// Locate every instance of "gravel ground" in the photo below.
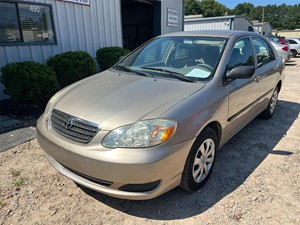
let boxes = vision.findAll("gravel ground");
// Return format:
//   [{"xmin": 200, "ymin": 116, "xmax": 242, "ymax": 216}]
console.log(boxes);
[{"xmin": 0, "ymin": 57, "xmax": 299, "ymax": 225}]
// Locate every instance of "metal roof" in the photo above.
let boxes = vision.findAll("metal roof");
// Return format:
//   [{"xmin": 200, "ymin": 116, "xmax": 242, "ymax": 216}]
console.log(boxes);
[
  {"xmin": 160, "ymin": 30, "xmax": 261, "ymax": 38},
  {"xmin": 184, "ymin": 14, "xmax": 253, "ymax": 25}
]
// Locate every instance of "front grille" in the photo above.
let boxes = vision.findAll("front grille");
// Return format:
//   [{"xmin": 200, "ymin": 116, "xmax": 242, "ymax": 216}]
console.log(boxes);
[{"xmin": 51, "ymin": 109, "xmax": 100, "ymax": 143}]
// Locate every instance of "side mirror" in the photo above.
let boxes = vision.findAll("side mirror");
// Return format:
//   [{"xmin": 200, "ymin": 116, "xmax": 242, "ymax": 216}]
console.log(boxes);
[{"xmin": 226, "ymin": 66, "xmax": 255, "ymax": 80}]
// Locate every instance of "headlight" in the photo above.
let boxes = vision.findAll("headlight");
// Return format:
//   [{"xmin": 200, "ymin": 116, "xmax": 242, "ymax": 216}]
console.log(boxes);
[
  {"xmin": 102, "ymin": 119, "xmax": 177, "ymax": 148},
  {"xmin": 43, "ymin": 91, "xmax": 60, "ymax": 121}
]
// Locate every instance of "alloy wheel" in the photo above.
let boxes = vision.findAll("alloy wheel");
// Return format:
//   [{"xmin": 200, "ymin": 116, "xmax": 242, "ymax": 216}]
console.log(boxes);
[{"xmin": 270, "ymin": 88, "xmax": 278, "ymax": 114}]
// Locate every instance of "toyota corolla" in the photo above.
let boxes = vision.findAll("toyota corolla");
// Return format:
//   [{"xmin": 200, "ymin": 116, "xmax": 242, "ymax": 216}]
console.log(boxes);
[{"xmin": 37, "ymin": 30, "xmax": 285, "ymax": 200}]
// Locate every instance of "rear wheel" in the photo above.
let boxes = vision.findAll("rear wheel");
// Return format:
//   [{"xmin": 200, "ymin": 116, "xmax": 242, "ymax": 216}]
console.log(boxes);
[
  {"xmin": 291, "ymin": 50, "xmax": 297, "ymax": 58},
  {"xmin": 180, "ymin": 127, "xmax": 218, "ymax": 191},
  {"xmin": 261, "ymin": 86, "xmax": 279, "ymax": 119}
]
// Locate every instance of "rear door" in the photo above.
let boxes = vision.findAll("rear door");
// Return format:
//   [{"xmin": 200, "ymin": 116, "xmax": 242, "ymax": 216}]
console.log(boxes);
[{"xmin": 251, "ymin": 37, "xmax": 282, "ymax": 108}]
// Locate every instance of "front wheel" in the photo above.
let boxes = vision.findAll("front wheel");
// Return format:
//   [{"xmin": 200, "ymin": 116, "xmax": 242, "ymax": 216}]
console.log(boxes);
[
  {"xmin": 180, "ymin": 127, "xmax": 218, "ymax": 191},
  {"xmin": 260, "ymin": 86, "xmax": 279, "ymax": 119}
]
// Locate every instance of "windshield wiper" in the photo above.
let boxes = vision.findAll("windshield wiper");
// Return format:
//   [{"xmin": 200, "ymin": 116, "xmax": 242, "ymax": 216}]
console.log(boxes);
[
  {"xmin": 113, "ymin": 66, "xmax": 153, "ymax": 77},
  {"xmin": 141, "ymin": 67, "xmax": 195, "ymax": 83}
]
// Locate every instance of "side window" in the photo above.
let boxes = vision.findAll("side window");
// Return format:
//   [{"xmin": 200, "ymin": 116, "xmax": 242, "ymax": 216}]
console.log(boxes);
[
  {"xmin": 253, "ymin": 38, "xmax": 275, "ymax": 67},
  {"xmin": 288, "ymin": 39, "xmax": 297, "ymax": 44},
  {"xmin": 228, "ymin": 38, "xmax": 254, "ymax": 70}
]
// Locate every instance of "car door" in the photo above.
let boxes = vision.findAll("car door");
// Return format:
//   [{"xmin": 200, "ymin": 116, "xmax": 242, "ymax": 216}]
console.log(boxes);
[
  {"xmin": 251, "ymin": 37, "xmax": 282, "ymax": 108},
  {"xmin": 223, "ymin": 37, "xmax": 262, "ymax": 141}
]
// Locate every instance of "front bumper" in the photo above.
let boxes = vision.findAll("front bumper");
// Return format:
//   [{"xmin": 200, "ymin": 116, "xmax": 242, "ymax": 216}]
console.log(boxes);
[{"xmin": 37, "ymin": 116, "xmax": 195, "ymax": 200}]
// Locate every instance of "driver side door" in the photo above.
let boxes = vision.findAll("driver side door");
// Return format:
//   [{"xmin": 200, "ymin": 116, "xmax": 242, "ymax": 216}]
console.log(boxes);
[{"xmin": 223, "ymin": 37, "xmax": 262, "ymax": 141}]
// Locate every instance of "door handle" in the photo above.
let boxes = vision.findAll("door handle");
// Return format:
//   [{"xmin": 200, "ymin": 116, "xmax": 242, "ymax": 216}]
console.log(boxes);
[{"xmin": 254, "ymin": 76, "xmax": 262, "ymax": 82}]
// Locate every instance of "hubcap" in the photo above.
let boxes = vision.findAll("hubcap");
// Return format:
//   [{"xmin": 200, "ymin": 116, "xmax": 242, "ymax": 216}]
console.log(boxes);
[
  {"xmin": 193, "ymin": 138, "xmax": 215, "ymax": 183},
  {"xmin": 270, "ymin": 89, "xmax": 278, "ymax": 114}
]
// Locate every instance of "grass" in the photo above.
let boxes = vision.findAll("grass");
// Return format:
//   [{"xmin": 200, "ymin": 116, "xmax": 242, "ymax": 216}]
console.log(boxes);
[
  {"xmin": 0, "ymin": 200, "xmax": 7, "ymax": 208},
  {"xmin": 14, "ymin": 177, "xmax": 26, "ymax": 187},
  {"xmin": 11, "ymin": 169, "xmax": 21, "ymax": 177},
  {"xmin": 10, "ymin": 168, "xmax": 27, "ymax": 187}
]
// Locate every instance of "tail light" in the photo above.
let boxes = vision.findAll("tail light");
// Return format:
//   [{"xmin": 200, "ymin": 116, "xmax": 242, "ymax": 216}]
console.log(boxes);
[
  {"xmin": 280, "ymin": 38, "xmax": 287, "ymax": 44},
  {"xmin": 282, "ymin": 46, "xmax": 288, "ymax": 51}
]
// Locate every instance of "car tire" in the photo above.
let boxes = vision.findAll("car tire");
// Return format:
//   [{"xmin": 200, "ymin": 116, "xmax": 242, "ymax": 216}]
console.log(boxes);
[
  {"xmin": 291, "ymin": 50, "xmax": 297, "ymax": 58},
  {"xmin": 180, "ymin": 127, "xmax": 218, "ymax": 191},
  {"xmin": 260, "ymin": 86, "xmax": 279, "ymax": 119}
]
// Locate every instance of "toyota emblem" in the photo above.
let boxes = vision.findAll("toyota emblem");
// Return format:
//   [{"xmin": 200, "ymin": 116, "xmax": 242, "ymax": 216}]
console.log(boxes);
[{"xmin": 64, "ymin": 118, "xmax": 74, "ymax": 130}]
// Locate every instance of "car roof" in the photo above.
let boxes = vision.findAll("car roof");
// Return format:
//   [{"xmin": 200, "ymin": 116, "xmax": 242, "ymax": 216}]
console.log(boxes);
[{"xmin": 160, "ymin": 30, "xmax": 263, "ymax": 39}]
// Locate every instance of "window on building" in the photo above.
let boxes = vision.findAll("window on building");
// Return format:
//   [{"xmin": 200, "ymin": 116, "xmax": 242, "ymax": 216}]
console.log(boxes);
[{"xmin": 0, "ymin": 1, "xmax": 55, "ymax": 44}]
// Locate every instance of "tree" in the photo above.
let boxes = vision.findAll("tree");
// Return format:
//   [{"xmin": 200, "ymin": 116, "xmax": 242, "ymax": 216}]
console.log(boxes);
[
  {"xmin": 185, "ymin": 1, "xmax": 300, "ymax": 30},
  {"xmin": 248, "ymin": 6, "xmax": 263, "ymax": 21},
  {"xmin": 198, "ymin": 0, "xmax": 228, "ymax": 17},
  {"xmin": 233, "ymin": 3, "xmax": 254, "ymax": 16},
  {"xmin": 246, "ymin": 3, "xmax": 300, "ymax": 30},
  {"xmin": 185, "ymin": 0, "xmax": 201, "ymax": 15},
  {"xmin": 285, "ymin": 4, "xmax": 300, "ymax": 29}
]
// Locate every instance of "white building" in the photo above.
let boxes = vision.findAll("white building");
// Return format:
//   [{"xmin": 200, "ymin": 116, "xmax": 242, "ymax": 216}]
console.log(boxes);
[
  {"xmin": 184, "ymin": 15, "xmax": 253, "ymax": 32},
  {"xmin": 252, "ymin": 21, "xmax": 273, "ymax": 36},
  {"xmin": 0, "ymin": 0, "xmax": 184, "ymax": 100}
]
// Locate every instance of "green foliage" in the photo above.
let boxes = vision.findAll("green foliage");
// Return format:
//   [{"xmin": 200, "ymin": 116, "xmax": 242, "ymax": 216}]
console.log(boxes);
[
  {"xmin": 9, "ymin": 168, "xmax": 27, "ymax": 187},
  {"xmin": 233, "ymin": 3, "xmax": 254, "ymax": 16},
  {"xmin": 0, "ymin": 61, "xmax": 58, "ymax": 105},
  {"xmin": 47, "ymin": 51, "xmax": 96, "ymax": 88},
  {"xmin": 14, "ymin": 177, "xmax": 26, "ymax": 187},
  {"xmin": 185, "ymin": 0, "xmax": 201, "ymax": 15},
  {"xmin": 11, "ymin": 169, "xmax": 21, "ymax": 177},
  {"xmin": 185, "ymin": 0, "xmax": 229, "ymax": 17},
  {"xmin": 198, "ymin": 0, "xmax": 228, "ymax": 17},
  {"xmin": 96, "ymin": 47, "xmax": 129, "ymax": 70},
  {"xmin": 233, "ymin": 3, "xmax": 300, "ymax": 30},
  {"xmin": 185, "ymin": 0, "xmax": 300, "ymax": 30},
  {"xmin": 0, "ymin": 201, "xmax": 7, "ymax": 208}
]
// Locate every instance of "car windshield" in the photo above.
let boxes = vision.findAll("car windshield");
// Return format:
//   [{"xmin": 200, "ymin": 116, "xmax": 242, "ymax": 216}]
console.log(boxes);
[{"xmin": 113, "ymin": 36, "xmax": 227, "ymax": 82}]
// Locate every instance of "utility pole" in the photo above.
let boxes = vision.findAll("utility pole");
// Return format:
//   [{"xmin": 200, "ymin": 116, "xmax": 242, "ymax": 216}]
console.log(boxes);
[{"xmin": 261, "ymin": 6, "xmax": 265, "ymax": 35}]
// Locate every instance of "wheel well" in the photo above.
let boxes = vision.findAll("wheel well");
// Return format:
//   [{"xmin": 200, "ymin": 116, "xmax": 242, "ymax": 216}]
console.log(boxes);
[
  {"xmin": 277, "ymin": 80, "xmax": 282, "ymax": 93},
  {"xmin": 206, "ymin": 121, "xmax": 222, "ymax": 142},
  {"xmin": 291, "ymin": 49, "xmax": 297, "ymax": 56}
]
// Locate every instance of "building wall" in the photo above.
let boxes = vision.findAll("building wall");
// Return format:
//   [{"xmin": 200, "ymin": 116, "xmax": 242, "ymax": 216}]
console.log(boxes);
[
  {"xmin": 253, "ymin": 23, "xmax": 273, "ymax": 36},
  {"xmin": 161, "ymin": 0, "xmax": 184, "ymax": 34},
  {"xmin": 0, "ymin": 0, "xmax": 122, "ymax": 68},
  {"xmin": 233, "ymin": 17, "xmax": 252, "ymax": 31},
  {"xmin": 0, "ymin": 0, "xmax": 184, "ymax": 69},
  {"xmin": 184, "ymin": 15, "xmax": 253, "ymax": 32},
  {"xmin": 0, "ymin": 0, "xmax": 183, "ymax": 101},
  {"xmin": 273, "ymin": 30, "xmax": 300, "ymax": 38},
  {"xmin": 262, "ymin": 24, "xmax": 272, "ymax": 36},
  {"xmin": 0, "ymin": 0, "xmax": 123, "ymax": 100},
  {"xmin": 185, "ymin": 18, "xmax": 231, "ymax": 31}
]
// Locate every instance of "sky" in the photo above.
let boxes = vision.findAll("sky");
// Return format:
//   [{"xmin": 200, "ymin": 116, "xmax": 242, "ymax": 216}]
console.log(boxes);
[{"xmin": 217, "ymin": 0, "xmax": 300, "ymax": 9}]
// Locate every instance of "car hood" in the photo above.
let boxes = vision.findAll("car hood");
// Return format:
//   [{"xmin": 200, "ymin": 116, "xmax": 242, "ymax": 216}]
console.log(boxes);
[{"xmin": 54, "ymin": 70, "xmax": 205, "ymax": 130}]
